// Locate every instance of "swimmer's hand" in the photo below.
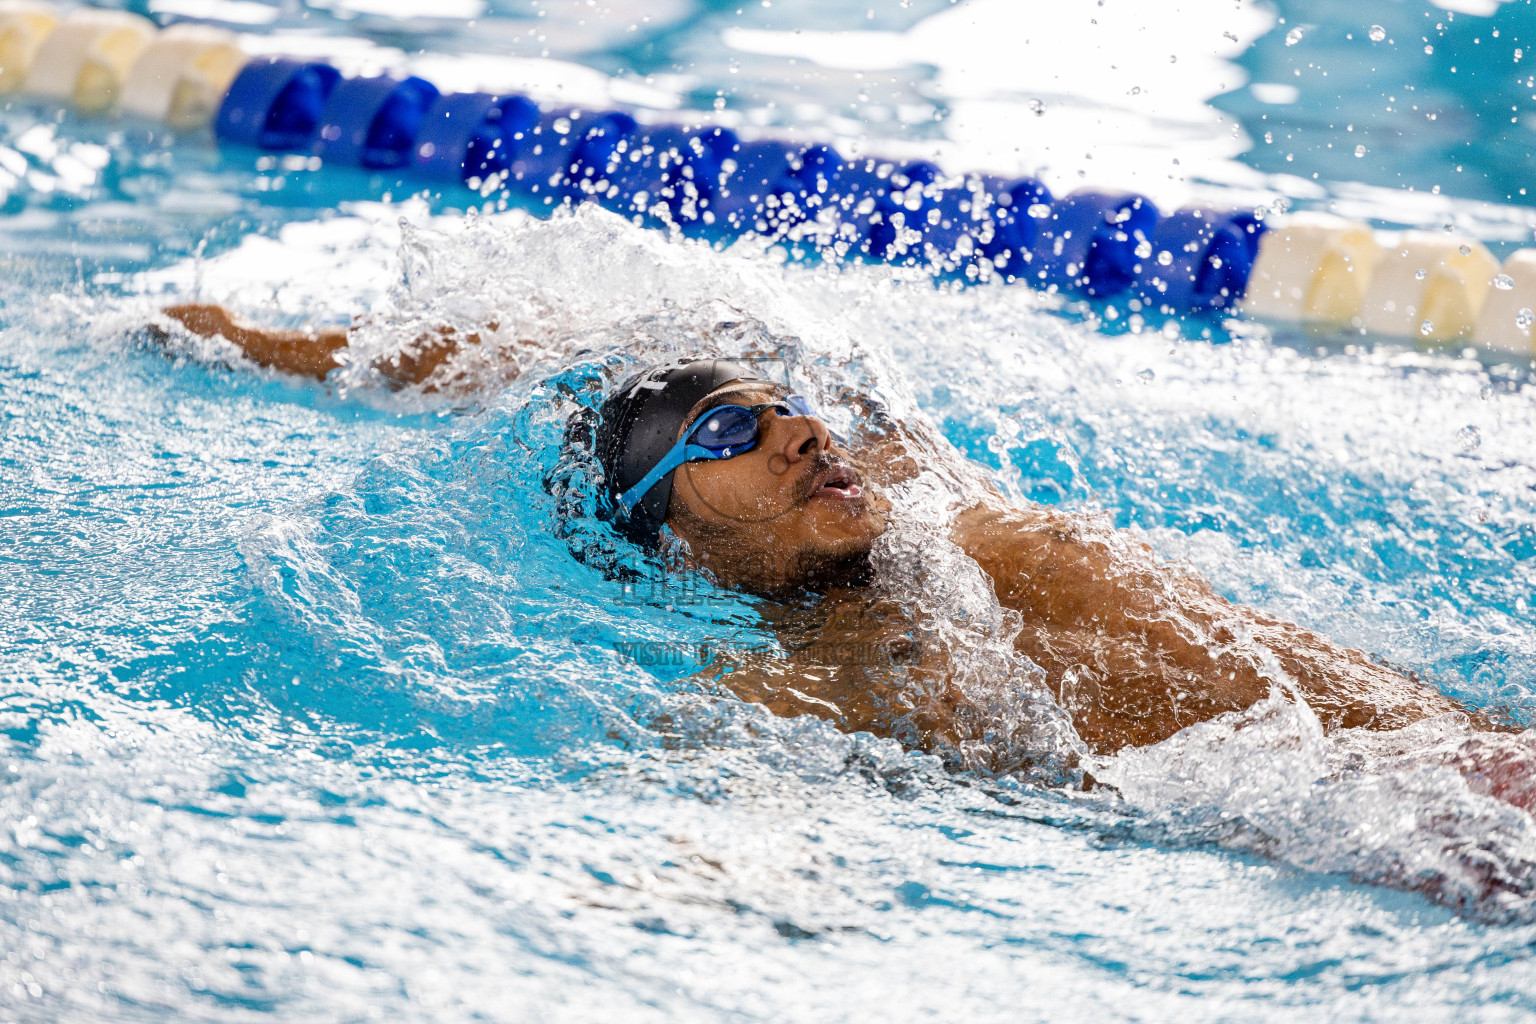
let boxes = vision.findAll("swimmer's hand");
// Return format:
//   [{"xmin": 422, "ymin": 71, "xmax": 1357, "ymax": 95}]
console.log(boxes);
[{"xmin": 154, "ymin": 303, "xmax": 349, "ymax": 381}]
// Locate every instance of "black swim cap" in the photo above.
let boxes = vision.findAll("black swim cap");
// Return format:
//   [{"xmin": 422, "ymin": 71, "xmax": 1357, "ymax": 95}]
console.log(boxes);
[{"xmin": 595, "ymin": 358, "xmax": 766, "ymax": 545}]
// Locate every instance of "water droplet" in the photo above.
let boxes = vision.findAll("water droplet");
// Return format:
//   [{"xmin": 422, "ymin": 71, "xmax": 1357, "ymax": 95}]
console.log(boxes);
[
  {"xmin": 1026, "ymin": 202, "xmax": 1051, "ymax": 219},
  {"xmin": 1135, "ymin": 240, "xmax": 1153, "ymax": 259},
  {"xmin": 1137, "ymin": 368, "xmax": 1156, "ymax": 383},
  {"xmin": 1157, "ymin": 250, "xmax": 1174, "ymax": 266},
  {"xmin": 1457, "ymin": 425, "xmax": 1482, "ymax": 450},
  {"xmin": 1027, "ymin": 98, "xmax": 1046, "ymax": 117},
  {"xmin": 1495, "ymin": 273, "xmax": 1515, "ymax": 290},
  {"xmin": 1459, "ymin": 243, "xmax": 1472, "ymax": 256},
  {"xmin": 1415, "ymin": 268, "xmax": 1427, "ymax": 280},
  {"xmin": 1517, "ymin": 307, "xmax": 1534, "ymax": 329},
  {"xmin": 553, "ymin": 117, "xmax": 572, "ymax": 134},
  {"xmin": 1286, "ymin": 26, "xmax": 1305, "ymax": 46},
  {"xmin": 1369, "ymin": 24, "xmax": 1386, "ymax": 42},
  {"xmin": 1480, "ymin": 384, "xmax": 1494, "ymax": 400},
  {"xmin": 1419, "ymin": 319, "xmax": 1435, "ymax": 336},
  {"xmin": 1354, "ymin": 144, "xmax": 1367, "ymax": 157}
]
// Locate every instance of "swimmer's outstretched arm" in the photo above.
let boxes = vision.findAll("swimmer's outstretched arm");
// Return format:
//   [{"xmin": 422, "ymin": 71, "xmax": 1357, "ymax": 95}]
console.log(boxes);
[
  {"xmin": 155, "ymin": 303, "xmax": 484, "ymax": 387},
  {"xmin": 157, "ymin": 304, "xmax": 349, "ymax": 380}
]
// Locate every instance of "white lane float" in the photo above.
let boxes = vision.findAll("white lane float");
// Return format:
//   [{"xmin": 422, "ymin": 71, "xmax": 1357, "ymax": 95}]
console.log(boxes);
[
  {"xmin": 0, "ymin": 0, "xmax": 58, "ymax": 94},
  {"xmin": 24, "ymin": 8, "xmax": 155, "ymax": 114},
  {"xmin": 1241, "ymin": 213, "xmax": 1382, "ymax": 325},
  {"xmin": 1358, "ymin": 232, "xmax": 1499, "ymax": 342},
  {"xmin": 120, "ymin": 23, "xmax": 245, "ymax": 127},
  {"xmin": 1474, "ymin": 249, "xmax": 1536, "ymax": 357}
]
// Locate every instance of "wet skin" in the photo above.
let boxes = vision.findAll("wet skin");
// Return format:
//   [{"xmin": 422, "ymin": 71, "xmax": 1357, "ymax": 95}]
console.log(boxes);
[
  {"xmin": 660, "ymin": 382, "xmax": 887, "ymax": 595},
  {"xmin": 158, "ymin": 305, "xmax": 1506, "ymax": 768},
  {"xmin": 662, "ymin": 382, "xmax": 1487, "ymax": 761}
]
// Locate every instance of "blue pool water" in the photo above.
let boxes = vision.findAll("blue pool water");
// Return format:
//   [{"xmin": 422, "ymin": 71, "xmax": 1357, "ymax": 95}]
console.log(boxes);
[{"xmin": 4, "ymin": 1, "xmax": 1536, "ymax": 1020}]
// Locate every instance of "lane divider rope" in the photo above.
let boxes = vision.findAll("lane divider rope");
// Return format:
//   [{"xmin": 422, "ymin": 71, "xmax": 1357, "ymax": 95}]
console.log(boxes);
[
  {"xmin": 22, "ymin": 7, "xmax": 153, "ymax": 114},
  {"xmin": 120, "ymin": 23, "xmax": 245, "ymax": 127},
  {"xmin": 3, "ymin": 5, "xmax": 1534, "ymax": 357}
]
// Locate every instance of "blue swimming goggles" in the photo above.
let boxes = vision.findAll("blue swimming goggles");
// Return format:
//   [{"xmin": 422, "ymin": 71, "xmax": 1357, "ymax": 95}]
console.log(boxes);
[{"xmin": 615, "ymin": 393, "xmax": 818, "ymax": 516}]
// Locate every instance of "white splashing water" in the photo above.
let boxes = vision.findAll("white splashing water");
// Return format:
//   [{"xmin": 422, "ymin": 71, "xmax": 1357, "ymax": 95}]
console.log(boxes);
[{"xmin": 127, "ymin": 203, "xmax": 1536, "ymax": 922}]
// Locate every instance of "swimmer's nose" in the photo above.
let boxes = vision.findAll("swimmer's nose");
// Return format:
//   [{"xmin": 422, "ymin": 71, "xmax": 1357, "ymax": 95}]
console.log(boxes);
[{"xmin": 770, "ymin": 406, "xmax": 831, "ymax": 464}]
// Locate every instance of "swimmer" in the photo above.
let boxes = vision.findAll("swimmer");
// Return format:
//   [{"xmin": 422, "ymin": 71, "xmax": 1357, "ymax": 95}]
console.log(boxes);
[{"xmin": 154, "ymin": 303, "xmax": 1536, "ymax": 808}]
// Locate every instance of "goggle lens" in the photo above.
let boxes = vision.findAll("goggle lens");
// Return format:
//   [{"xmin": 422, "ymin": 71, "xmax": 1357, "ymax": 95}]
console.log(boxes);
[
  {"xmin": 686, "ymin": 394, "xmax": 817, "ymax": 454},
  {"xmin": 693, "ymin": 406, "xmax": 760, "ymax": 449}
]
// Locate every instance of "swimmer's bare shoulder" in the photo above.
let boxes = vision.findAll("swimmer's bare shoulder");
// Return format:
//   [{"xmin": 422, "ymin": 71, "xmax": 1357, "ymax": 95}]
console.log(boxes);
[{"xmin": 949, "ymin": 500, "xmax": 1494, "ymax": 751}]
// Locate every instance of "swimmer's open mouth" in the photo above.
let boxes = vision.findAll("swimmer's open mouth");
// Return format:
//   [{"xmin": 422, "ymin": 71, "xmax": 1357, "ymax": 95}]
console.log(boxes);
[{"xmin": 809, "ymin": 461, "xmax": 863, "ymax": 502}]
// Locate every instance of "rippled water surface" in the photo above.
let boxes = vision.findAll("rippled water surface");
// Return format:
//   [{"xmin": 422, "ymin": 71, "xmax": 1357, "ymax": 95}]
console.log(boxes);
[{"xmin": 4, "ymin": 1, "xmax": 1536, "ymax": 1021}]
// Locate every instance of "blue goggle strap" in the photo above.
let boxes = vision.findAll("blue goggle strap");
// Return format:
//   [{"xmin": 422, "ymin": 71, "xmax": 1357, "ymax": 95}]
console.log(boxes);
[{"xmin": 615, "ymin": 442, "xmax": 725, "ymax": 517}]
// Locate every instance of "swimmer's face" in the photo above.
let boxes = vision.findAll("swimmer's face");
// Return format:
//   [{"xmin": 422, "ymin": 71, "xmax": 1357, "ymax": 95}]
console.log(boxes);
[{"xmin": 663, "ymin": 382, "xmax": 887, "ymax": 594}]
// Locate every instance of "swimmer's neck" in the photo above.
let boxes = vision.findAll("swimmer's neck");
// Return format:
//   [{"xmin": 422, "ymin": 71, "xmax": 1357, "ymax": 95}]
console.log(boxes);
[{"xmin": 667, "ymin": 541, "xmax": 876, "ymax": 601}]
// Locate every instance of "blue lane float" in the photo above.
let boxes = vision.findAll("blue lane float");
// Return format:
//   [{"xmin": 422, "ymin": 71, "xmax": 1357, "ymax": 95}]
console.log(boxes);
[
  {"xmin": 979, "ymin": 176, "xmax": 1053, "ymax": 280},
  {"xmin": 870, "ymin": 161, "xmax": 980, "ymax": 270},
  {"xmin": 573, "ymin": 121, "xmax": 741, "ymax": 234},
  {"xmin": 503, "ymin": 109, "xmax": 592, "ymax": 204},
  {"xmin": 1031, "ymin": 191, "xmax": 1161, "ymax": 297},
  {"xmin": 214, "ymin": 57, "xmax": 340, "ymax": 151},
  {"xmin": 711, "ymin": 140, "xmax": 794, "ymax": 234},
  {"xmin": 812, "ymin": 149, "xmax": 881, "ymax": 242},
  {"xmin": 413, "ymin": 92, "xmax": 539, "ymax": 183},
  {"xmin": 1136, "ymin": 207, "xmax": 1266, "ymax": 313},
  {"xmin": 650, "ymin": 124, "xmax": 739, "ymax": 232},
  {"xmin": 203, "ymin": 57, "xmax": 1266, "ymax": 313},
  {"xmin": 314, "ymin": 74, "xmax": 439, "ymax": 169},
  {"xmin": 34, "ymin": 15, "xmax": 1536, "ymax": 346}
]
